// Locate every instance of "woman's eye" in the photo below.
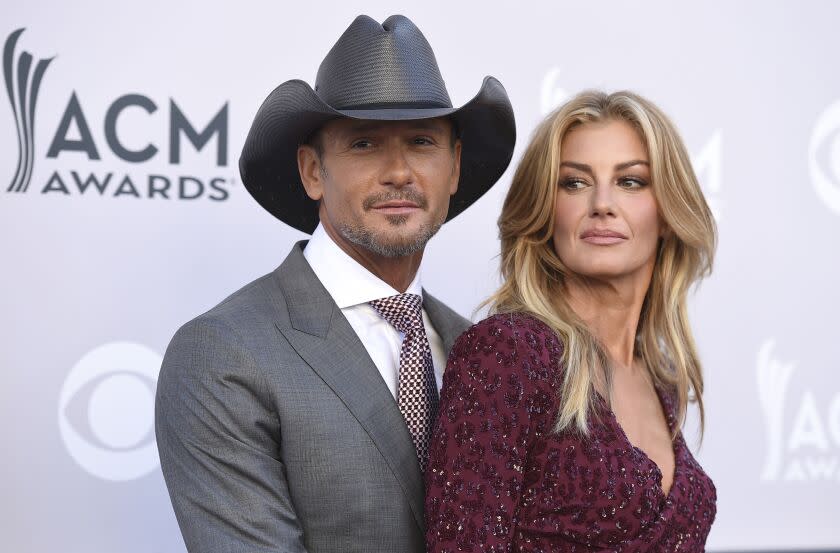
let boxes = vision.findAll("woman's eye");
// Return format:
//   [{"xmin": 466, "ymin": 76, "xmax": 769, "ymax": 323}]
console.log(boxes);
[
  {"xmin": 618, "ymin": 177, "xmax": 647, "ymax": 189},
  {"xmin": 561, "ymin": 178, "xmax": 587, "ymax": 191}
]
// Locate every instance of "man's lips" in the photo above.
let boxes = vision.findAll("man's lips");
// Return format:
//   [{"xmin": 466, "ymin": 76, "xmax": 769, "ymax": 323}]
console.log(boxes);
[
  {"xmin": 370, "ymin": 201, "xmax": 421, "ymax": 214},
  {"xmin": 580, "ymin": 229, "xmax": 628, "ymax": 245}
]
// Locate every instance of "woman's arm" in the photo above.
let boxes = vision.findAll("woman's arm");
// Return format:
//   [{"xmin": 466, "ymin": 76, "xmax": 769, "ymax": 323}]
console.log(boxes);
[{"xmin": 425, "ymin": 313, "xmax": 562, "ymax": 552}]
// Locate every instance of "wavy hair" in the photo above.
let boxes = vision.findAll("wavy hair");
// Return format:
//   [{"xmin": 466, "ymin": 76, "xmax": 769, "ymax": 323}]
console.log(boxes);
[{"xmin": 487, "ymin": 90, "xmax": 716, "ymax": 436}]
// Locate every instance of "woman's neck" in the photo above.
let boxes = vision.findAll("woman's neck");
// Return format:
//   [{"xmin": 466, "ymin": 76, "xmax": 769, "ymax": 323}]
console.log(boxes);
[{"xmin": 564, "ymin": 268, "xmax": 652, "ymax": 370}]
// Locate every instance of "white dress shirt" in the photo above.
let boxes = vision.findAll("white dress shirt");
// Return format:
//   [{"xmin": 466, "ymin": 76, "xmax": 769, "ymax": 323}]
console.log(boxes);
[{"xmin": 303, "ymin": 223, "xmax": 446, "ymax": 397}]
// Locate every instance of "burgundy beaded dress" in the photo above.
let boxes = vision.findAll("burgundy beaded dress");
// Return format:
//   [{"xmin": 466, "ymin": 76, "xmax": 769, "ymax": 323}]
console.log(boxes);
[{"xmin": 425, "ymin": 313, "xmax": 716, "ymax": 552}]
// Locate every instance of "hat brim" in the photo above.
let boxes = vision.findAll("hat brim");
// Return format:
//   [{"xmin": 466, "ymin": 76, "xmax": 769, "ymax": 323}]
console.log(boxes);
[{"xmin": 239, "ymin": 76, "xmax": 516, "ymax": 234}]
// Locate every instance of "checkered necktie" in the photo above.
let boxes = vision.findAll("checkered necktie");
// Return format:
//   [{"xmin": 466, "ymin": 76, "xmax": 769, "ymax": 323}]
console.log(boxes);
[{"xmin": 369, "ymin": 293, "xmax": 438, "ymax": 472}]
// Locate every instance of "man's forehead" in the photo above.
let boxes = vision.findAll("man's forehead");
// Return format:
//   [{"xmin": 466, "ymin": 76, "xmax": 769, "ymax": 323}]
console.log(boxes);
[{"xmin": 323, "ymin": 117, "xmax": 452, "ymax": 135}]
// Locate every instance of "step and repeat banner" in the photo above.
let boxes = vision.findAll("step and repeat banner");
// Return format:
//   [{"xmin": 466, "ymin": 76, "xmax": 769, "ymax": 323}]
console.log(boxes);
[{"xmin": 2, "ymin": 0, "xmax": 838, "ymax": 550}]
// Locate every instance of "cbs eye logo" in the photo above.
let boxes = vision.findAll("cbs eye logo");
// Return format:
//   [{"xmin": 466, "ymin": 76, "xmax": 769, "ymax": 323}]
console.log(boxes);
[
  {"xmin": 809, "ymin": 99, "xmax": 840, "ymax": 216},
  {"xmin": 58, "ymin": 342, "xmax": 162, "ymax": 481}
]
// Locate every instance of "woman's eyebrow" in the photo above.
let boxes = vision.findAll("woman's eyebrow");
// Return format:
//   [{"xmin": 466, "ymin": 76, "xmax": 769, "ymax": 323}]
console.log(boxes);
[
  {"xmin": 559, "ymin": 161, "xmax": 594, "ymax": 176},
  {"xmin": 615, "ymin": 160, "xmax": 649, "ymax": 170},
  {"xmin": 559, "ymin": 159, "xmax": 650, "ymax": 175}
]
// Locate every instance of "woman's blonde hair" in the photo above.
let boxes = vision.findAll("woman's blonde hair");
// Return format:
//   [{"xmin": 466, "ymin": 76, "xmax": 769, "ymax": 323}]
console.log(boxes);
[{"xmin": 488, "ymin": 90, "xmax": 716, "ymax": 436}]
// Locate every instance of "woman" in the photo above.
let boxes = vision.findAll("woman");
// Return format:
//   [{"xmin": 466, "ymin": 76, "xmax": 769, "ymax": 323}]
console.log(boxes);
[{"xmin": 425, "ymin": 90, "xmax": 717, "ymax": 551}]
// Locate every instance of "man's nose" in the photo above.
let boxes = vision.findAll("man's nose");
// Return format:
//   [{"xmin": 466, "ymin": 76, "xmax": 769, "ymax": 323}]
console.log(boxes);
[{"xmin": 380, "ymin": 143, "xmax": 413, "ymax": 187}]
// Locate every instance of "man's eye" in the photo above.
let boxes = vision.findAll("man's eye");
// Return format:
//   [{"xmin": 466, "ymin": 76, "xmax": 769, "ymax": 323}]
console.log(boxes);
[
  {"xmin": 413, "ymin": 136, "xmax": 434, "ymax": 145},
  {"xmin": 351, "ymin": 140, "xmax": 373, "ymax": 149}
]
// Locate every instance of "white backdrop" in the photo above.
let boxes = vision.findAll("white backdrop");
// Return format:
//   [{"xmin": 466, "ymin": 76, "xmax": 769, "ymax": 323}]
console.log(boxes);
[{"xmin": 2, "ymin": 0, "xmax": 839, "ymax": 550}]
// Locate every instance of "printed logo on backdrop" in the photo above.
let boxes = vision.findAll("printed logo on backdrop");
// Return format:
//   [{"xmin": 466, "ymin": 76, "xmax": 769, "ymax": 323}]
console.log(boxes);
[
  {"xmin": 58, "ymin": 342, "xmax": 162, "ymax": 481},
  {"xmin": 3, "ymin": 28, "xmax": 233, "ymax": 201},
  {"xmin": 691, "ymin": 130, "xmax": 723, "ymax": 221},
  {"xmin": 539, "ymin": 68, "xmax": 723, "ymax": 219},
  {"xmin": 757, "ymin": 340, "xmax": 840, "ymax": 482},
  {"xmin": 809, "ymin": 99, "xmax": 840, "ymax": 215},
  {"xmin": 4, "ymin": 28, "xmax": 52, "ymax": 193},
  {"xmin": 540, "ymin": 67, "xmax": 569, "ymax": 116}
]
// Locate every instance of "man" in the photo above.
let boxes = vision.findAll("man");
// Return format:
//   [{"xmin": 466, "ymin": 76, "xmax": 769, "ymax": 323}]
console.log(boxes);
[{"xmin": 155, "ymin": 14, "xmax": 515, "ymax": 553}]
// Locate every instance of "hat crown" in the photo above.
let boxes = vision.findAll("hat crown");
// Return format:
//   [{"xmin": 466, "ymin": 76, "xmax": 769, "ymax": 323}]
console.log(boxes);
[{"xmin": 314, "ymin": 15, "xmax": 453, "ymax": 110}]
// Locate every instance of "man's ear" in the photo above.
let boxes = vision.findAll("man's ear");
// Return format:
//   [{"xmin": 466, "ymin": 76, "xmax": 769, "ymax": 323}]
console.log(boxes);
[
  {"xmin": 298, "ymin": 145, "xmax": 324, "ymax": 201},
  {"xmin": 450, "ymin": 139, "xmax": 462, "ymax": 196}
]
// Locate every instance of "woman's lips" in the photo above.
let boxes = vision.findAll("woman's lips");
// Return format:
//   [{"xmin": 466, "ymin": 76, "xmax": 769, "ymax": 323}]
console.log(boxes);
[{"xmin": 580, "ymin": 229, "xmax": 628, "ymax": 245}]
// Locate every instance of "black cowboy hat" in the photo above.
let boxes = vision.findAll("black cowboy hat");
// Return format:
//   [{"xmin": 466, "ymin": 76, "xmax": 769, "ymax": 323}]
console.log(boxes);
[{"xmin": 239, "ymin": 14, "xmax": 516, "ymax": 234}]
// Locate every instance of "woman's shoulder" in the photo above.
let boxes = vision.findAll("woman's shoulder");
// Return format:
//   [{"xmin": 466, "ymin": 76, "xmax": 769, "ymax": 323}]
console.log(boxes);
[
  {"xmin": 441, "ymin": 312, "xmax": 564, "ymax": 414},
  {"xmin": 465, "ymin": 311, "xmax": 562, "ymax": 341},
  {"xmin": 450, "ymin": 311, "xmax": 564, "ymax": 368}
]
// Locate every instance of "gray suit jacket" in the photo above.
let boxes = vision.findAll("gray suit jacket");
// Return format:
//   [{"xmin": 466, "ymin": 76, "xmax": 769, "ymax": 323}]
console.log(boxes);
[{"xmin": 155, "ymin": 242, "xmax": 471, "ymax": 553}]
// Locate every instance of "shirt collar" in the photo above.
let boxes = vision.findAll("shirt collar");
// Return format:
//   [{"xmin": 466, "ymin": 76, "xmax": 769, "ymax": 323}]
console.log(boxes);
[{"xmin": 303, "ymin": 223, "xmax": 423, "ymax": 309}]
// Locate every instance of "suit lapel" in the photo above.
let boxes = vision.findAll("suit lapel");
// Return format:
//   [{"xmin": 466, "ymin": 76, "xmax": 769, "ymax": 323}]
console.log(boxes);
[
  {"xmin": 423, "ymin": 290, "xmax": 470, "ymax": 356},
  {"xmin": 271, "ymin": 243, "xmax": 425, "ymax": 531}
]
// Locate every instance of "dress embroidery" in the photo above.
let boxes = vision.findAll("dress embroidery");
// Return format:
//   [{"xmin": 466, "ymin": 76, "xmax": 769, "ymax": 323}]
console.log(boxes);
[{"xmin": 425, "ymin": 313, "xmax": 717, "ymax": 552}]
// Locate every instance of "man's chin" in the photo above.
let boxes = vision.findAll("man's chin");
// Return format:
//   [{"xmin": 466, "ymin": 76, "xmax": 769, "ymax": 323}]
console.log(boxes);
[
  {"xmin": 369, "ymin": 217, "xmax": 433, "ymax": 241},
  {"xmin": 382, "ymin": 213, "xmax": 411, "ymax": 226},
  {"xmin": 339, "ymin": 220, "xmax": 442, "ymax": 258},
  {"xmin": 366, "ymin": 235, "xmax": 428, "ymax": 258}
]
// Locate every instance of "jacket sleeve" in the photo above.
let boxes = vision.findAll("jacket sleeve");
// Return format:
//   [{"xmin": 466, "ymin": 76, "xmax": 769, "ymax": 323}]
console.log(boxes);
[
  {"xmin": 424, "ymin": 314, "xmax": 561, "ymax": 553},
  {"xmin": 155, "ymin": 317, "xmax": 309, "ymax": 553}
]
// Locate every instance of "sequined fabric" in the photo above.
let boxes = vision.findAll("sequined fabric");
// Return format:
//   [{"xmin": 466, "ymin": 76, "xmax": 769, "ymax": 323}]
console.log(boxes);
[{"xmin": 425, "ymin": 313, "xmax": 717, "ymax": 552}]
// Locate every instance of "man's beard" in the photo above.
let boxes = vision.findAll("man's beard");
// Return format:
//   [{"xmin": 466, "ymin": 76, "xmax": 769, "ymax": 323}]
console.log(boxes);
[{"xmin": 337, "ymin": 190, "xmax": 445, "ymax": 257}]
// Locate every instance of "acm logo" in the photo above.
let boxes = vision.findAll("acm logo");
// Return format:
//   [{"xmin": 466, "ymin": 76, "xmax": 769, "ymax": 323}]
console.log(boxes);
[
  {"xmin": 4, "ymin": 28, "xmax": 232, "ymax": 200},
  {"xmin": 4, "ymin": 28, "xmax": 51, "ymax": 194},
  {"xmin": 757, "ymin": 340, "xmax": 840, "ymax": 482}
]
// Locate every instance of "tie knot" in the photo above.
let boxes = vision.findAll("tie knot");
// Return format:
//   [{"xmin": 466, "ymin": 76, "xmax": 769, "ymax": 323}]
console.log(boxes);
[{"xmin": 369, "ymin": 293, "xmax": 424, "ymax": 333}]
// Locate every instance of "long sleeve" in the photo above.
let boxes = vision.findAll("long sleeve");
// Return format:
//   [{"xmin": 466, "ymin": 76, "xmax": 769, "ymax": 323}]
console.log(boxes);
[
  {"xmin": 155, "ymin": 317, "xmax": 309, "ymax": 553},
  {"xmin": 424, "ymin": 314, "xmax": 563, "ymax": 553}
]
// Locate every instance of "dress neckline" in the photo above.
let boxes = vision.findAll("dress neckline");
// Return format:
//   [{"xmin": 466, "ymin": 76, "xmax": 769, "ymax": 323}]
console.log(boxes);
[{"xmin": 594, "ymin": 386, "xmax": 680, "ymax": 499}]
